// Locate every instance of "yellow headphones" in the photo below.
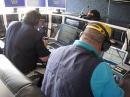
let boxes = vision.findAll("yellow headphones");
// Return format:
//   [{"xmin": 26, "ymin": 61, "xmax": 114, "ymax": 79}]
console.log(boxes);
[
  {"xmin": 86, "ymin": 22, "xmax": 112, "ymax": 38},
  {"xmin": 85, "ymin": 22, "xmax": 112, "ymax": 51}
]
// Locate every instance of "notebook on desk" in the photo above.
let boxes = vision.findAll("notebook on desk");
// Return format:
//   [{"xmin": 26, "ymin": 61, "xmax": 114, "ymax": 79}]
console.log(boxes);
[{"xmin": 48, "ymin": 24, "xmax": 82, "ymax": 49}]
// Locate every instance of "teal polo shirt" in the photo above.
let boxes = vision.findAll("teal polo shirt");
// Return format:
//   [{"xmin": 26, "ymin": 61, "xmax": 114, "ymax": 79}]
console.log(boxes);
[{"xmin": 74, "ymin": 40, "xmax": 124, "ymax": 97}]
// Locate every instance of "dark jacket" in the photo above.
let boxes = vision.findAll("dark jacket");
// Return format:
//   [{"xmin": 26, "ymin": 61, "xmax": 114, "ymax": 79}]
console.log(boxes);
[
  {"xmin": 41, "ymin": 44, "xmax": 102, "ymax": 97},
  {"xmin": 4, "ymin": 21, "xmax": 50, "ymax": 74}
]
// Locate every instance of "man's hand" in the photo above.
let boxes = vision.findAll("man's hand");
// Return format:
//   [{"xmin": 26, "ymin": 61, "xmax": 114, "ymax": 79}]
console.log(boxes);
[
  {"xmin": 42, "ymin": 37, "xmax": 49, "ymax": 47},
  {"xmin": 39, "ymin": 56, "xmax": 49, "ymax": 62},
  {"xmin": 119, "ymin": 75, "xmax": 130, "ymax": 97}
]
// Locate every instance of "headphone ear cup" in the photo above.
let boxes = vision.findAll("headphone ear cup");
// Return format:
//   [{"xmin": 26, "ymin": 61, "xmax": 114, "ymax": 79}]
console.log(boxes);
[
  {"xmin": 101, "ymin": 39, "xmax": 111, "ymax": 51},
  {"xmin": 32, "ymin": 17, "xmax": 35, "ymax": 24},
  {"xmin": 79, "ymin": 32, "xmax": 83, "ymax": 37},
  {"xmin": 32, "ymin": 15, "xmax": 37, "ymax": 25}
]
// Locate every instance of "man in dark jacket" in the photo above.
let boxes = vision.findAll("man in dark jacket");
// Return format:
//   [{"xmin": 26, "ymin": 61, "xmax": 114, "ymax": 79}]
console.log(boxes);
[
  {"xmin": 41, "ymin": 22, "xmax": 124, "ymax": 97},
  {"xmin": 4, "ymin": 10, "xmax": 50, "ymax": 74},
  {"xmin": 79, "ymin": 9, "xmax": 101, "ymax": 31},
  {"xmin": 81, "ymin": 9, "xmax": 101, "ymax": 21}
]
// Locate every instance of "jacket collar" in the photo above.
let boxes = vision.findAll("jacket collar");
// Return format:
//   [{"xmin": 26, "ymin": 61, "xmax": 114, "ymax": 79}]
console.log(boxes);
[{"xmin": 73, "ymin": 40, "xmax": 98, "ymax": 55}]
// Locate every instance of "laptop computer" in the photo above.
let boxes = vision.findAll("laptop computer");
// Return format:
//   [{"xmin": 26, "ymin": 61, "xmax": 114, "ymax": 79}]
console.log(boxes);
[
  {"xmin": 102, "ymin": 46, "xmax": 128, "ymax": 78},
  {"xmin": 48, "ymin": 24, "xmax": 82, "ymax": 49},
  {"xmin": 103, "ymin": 46, "xmax": 128, "ymax": 66}
]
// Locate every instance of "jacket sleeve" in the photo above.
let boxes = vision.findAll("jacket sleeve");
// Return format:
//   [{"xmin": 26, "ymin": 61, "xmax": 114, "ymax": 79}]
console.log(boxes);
[{"xmin": 91, "ymin": 62, "xmax": 124, "ymax": 97}]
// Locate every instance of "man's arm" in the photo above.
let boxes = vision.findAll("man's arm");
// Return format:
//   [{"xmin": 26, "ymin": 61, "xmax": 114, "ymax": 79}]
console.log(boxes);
[
  {"xmin": 91, "ymin": 62, "xmax": 124, "ymax": 97},
  {"xmin": 36, "ymin": 35, "xmax": 50, "ymax": 62}
]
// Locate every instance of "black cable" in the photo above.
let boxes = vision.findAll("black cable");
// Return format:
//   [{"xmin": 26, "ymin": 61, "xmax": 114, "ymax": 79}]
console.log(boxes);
[
  {"xmin": 126, "ymin": 32, "xmax": 129, "ymax": 51},
  {"xmin": 115, "ymin": 49, "xmax": 124, "ymax": 63},
  {"xmin": 121, "ymin": 31, "xmax": 129, "ymax": 51},
  {"xmin": 126, "ymin": 24, "xmax": 130, "ymax": 51}
]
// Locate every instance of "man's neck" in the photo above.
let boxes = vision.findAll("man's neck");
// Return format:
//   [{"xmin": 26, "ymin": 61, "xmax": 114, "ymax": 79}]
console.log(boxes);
[{"xmin": 80, "ymin": 37, "xmax": 102, "ymax": 52}]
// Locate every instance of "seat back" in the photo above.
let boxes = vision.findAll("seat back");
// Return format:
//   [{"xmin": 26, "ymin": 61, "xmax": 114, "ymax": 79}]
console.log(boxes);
[{"xmin": 0, "ymin": 54, "xmax": 46, "ymax": 97}]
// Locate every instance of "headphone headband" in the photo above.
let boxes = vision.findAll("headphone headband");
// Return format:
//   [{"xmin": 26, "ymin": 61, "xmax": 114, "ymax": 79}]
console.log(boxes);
[
  {"xmin": 88, "ymin": 22, "xmax": 110, "ymax": 39},
  {"xmin": 87, "ymin": 22, "xmax": 111, "ymax": 51}
]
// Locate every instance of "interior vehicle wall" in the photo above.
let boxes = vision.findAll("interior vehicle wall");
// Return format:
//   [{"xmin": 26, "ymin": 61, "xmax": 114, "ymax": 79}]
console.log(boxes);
[{"xmin": 66, "ymin": 0, "xmax": 130, "ymax": 27}]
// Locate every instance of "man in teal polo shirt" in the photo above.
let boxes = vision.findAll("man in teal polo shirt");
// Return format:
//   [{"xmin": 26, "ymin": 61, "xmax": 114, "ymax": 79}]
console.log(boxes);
[{"xmin": 41, "ymin": 22, "xmax": 124, "ymax": 97}]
